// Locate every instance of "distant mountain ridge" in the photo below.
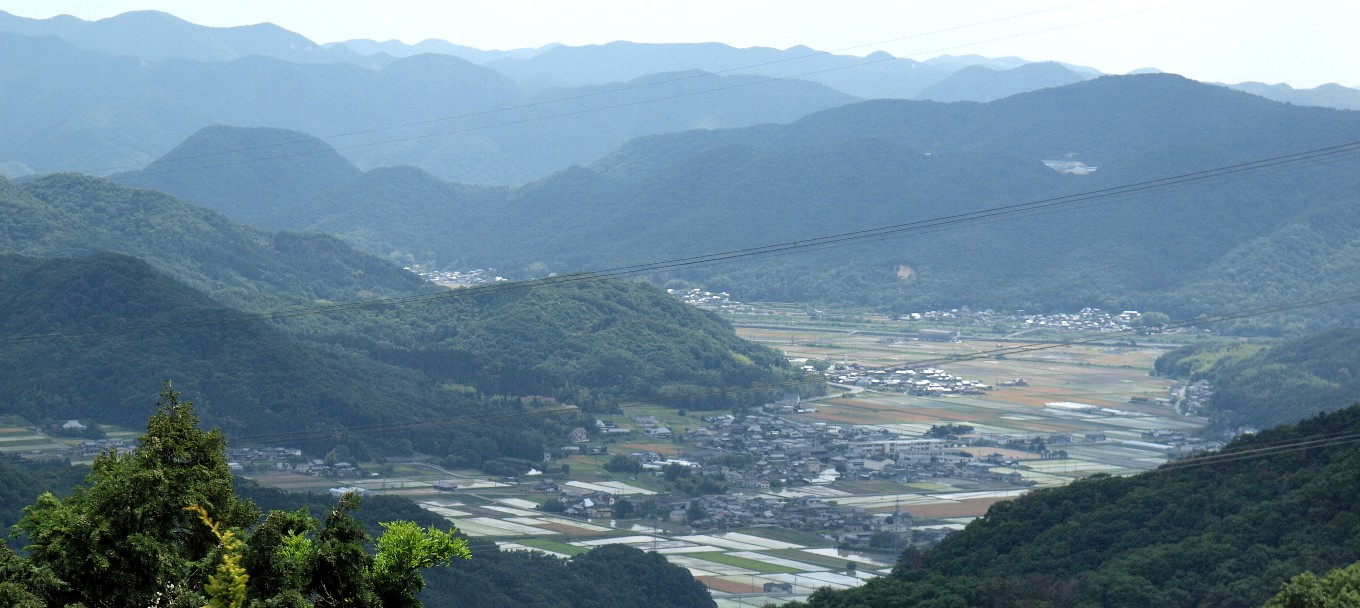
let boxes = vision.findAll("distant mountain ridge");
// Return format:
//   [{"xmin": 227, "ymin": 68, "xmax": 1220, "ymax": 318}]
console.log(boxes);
[
  {"xmin": 0, "ymin": 9, "xmax": 375, "ymax": 65},
  {"xmin": 329, "ymin": 38, "xmax": 557, "ymax": 63},
  {"xmin": 1226, "ymin": 81, "xmax": 1360, "ymax": 111},
  {"xmin": 915, "ymin": 61, "xmax": 1091, "ymax": 102},
  {"xmin": 0, "ymin": 31, "xmax": 856, "ymax": 184}
]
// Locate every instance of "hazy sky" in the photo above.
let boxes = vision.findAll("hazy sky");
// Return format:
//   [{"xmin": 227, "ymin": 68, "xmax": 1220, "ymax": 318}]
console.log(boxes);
[{"xmin": 2, "ymin": 0, "xmax": 1353, "ymax": 88}]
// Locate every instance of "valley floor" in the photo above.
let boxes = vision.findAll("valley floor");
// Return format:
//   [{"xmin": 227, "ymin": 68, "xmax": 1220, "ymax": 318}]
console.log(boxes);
[{"xmin": 238, "ymin": 317, "xmax": 1204, "ymax": 605}]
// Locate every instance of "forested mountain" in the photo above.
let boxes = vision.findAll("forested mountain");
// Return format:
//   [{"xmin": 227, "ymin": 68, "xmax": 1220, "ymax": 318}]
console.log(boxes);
[
  {"xmin": 788, "ymin": 404, "xmax": 1360, "ymax": 608},
  {"xmin": 466, "ymin": 75, "xmax": 1360, "ymax": 331},
  {"xmin": 0, "ymin": 173, "xmax": 426, "ymax": 310},
  {"xmin": 0, "ymin": 252, "xmax": 551, "ymax": 459},
  {"xmin": 475, "ymin": 41, "xmax": 950, "ymax": 98},
  {"xmin": 1156, "ymin": 329, "xmax": 1360, "ymax": 431},
  {"xmin": 914, "ymin": 61, "xmax": 1090, "ymax": 102},
  {"xmin": 0, "ymin": 31, "xmax": 855, "ymax": 184},
  {"xmin": 0, "ymin": 172, "xmax": 805, "ymax": 463},
  {"xmin": 0, "ymin": 251, "xmax": 801, "ymax": 460},
  {"xmin": 112, "ymin": 126, "xmax": 369, "ymax": 229},
  {"xmin": 133, "ymin": 75, "xmax": 1360, "ymax": 333}
]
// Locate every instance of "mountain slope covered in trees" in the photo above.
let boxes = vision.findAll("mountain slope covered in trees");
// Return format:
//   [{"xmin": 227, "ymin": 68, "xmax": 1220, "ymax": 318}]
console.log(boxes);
[
  {"xmin": 1156, "ymin": 329, "xmax": 1360, "ymax": 431},
  {"xmin": 0, "ymin": 172, "xmax": 807, "ymax": 462},
  {"xmin": 0, "ymin": 173, "xmax": 427, "ymax": 310},
  {"xmin": 789, "ymin": 404, "xmax": 1360, "ymax": 608},
  {"xmin": 0, "ymin": 252, "xmax": 803, "ymax": 461}
]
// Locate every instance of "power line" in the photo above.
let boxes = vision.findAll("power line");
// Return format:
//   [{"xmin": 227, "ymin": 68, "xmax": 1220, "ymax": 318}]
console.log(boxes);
[
  {"xmin": 96, "ymin": 0, "xmax": 1199, "ymax": 180},
  {"xmin": 9, "ymin": 139, "xmax": 1358, "ymax": 346}
]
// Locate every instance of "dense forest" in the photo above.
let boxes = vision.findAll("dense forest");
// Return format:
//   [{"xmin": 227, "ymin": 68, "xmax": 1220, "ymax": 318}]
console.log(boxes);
[
  {"xmin": 1156, "ymin": 329, "xmax": 1360, "ymax": 431},
  {"xmin": 0, "ymin": 251, "xmax": 807, "ymax": 464},
  {"xmin": 786, "ymin": 404, "xmax": 1360, "ymax": 608}
]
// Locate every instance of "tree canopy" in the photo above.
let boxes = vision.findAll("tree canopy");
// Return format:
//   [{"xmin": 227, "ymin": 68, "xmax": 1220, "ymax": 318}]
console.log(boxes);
[{"xmin": 2, "ymin": 382, "xmax": 469, "ymax": 607}]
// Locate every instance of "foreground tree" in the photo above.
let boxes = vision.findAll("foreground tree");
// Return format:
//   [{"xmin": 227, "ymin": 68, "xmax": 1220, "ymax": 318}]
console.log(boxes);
[
  {"xmin": 4, "ymin": 381, "xmax": 468, "ymax": 607},
  {"xmin": 1266, "ymin": 561, "xmax": 1360, "ymax": 608}
]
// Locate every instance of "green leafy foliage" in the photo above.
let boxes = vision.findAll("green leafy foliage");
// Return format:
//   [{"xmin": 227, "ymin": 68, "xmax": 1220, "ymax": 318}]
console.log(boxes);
[
  {"xmin": 1265, "ymin": 560, "xmax": 1360, "ymax": 608},
  {"xmin": 14, "ymin": 383, "xmax": 258, "ymax": 607},
  {"xmin": 1, "ymin": 386, "xmax": 475, "ymax": 608},
  {"xmin": 371, "ymin": 521, "xmax": 471, "ymax": 607}
]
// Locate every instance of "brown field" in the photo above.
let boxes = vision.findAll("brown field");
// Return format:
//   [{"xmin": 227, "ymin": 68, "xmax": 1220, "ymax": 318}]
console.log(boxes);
[
  {"xmin": 907, "ymin": 496, "xmax": 1016, "ymax": 518},
  {"xmin": 966, "ymin": 447, "xmax": 1043, "ymax": 460},
  {"xmin": 698, "ymin": 577, "xmax": 759, "ymax": 593},
  {"xmin": 614, "ymin": 441, "xmax": 683, "ymax": 455}
]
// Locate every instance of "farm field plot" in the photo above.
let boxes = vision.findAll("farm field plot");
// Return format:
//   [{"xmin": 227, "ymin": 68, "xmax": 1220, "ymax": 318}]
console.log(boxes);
[{"xmin": 736, "ymin": 326, "xmax": 1204, "ymax": 517}]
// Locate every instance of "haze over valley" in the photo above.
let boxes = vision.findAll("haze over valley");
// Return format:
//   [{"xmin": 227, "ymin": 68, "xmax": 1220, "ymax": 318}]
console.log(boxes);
[{"xmin": 1, "ymin": 4, "xmax": 1359, "ymax": 607}]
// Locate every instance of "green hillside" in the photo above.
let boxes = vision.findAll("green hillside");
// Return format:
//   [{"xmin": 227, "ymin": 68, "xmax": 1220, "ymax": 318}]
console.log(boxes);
[
  {"xmin": 2, "ymin": 173, "xmax": 427, "ymax": 311},
  {"xmin": 1156, "ymin": 329, "xmax": 1360, "ymax": 431},
  {"xmin": 114, "ymin": 125, "xmax": 365, "ymax": 228},
  {"xmin": 789, "ymin": 404, "xmax": 1360, "ymax": 608},
  {"xmin": 0, "ymin": 252, "xmax": 526, "ymax": 459},
  {"xmin": 0, "ymin": 252, "xmax": 801, "ymax": 461},
  {"xmin": 0, "ymin": 172, "xmax": 806, "ymax": 462}
]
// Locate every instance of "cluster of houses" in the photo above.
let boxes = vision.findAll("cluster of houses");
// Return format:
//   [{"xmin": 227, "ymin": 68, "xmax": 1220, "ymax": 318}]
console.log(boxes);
[
  {"xmin": 406, "ymin": 266, "xmax": 506, "ymax": 288},
  {"xmin": 667, "ymin": 287, "xmax": 755, "ymax": 314},
  {"xmin": 818, "ymin": 363, "xmax": 991, "ymax": 395},
  {"xmin": 682, "ymin": 408, "xmax": 1049, "ymax": 488},
  {"xmin": 540, "ymin": 483, "xmax": 916, "ymax": 549},
  {"xmin": 69, "ymin": 437, "xmax": 131, "ymax": 457},
  {"xmin": 538, "ymin": 404, "xmax": 1046, "ymax": 545},
  {"xmin": 225, "ymin": 446, "xmax": 366, "ymax": 478},
  {"xmin": 903, "ymin": 307, "xmax": 1145, "ymax": 333},
  {"xmin": 1170, "ymin": 379, "xmax": 1214, "ymax": 416}
]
